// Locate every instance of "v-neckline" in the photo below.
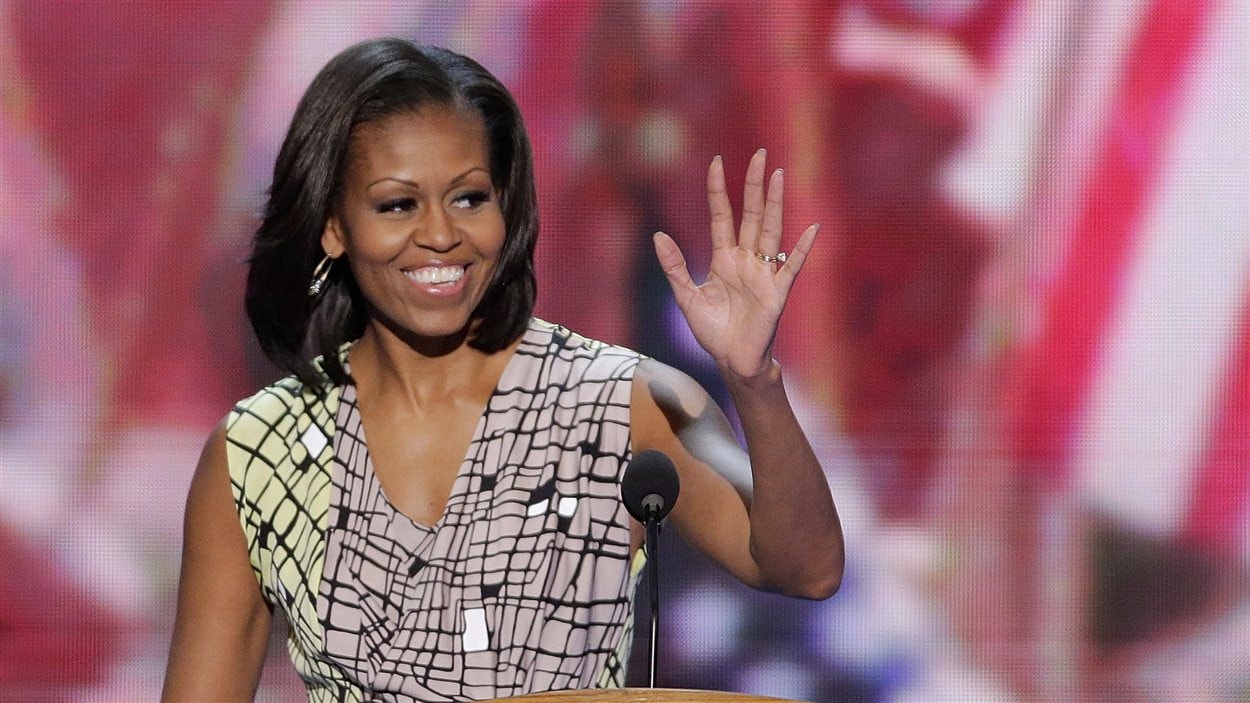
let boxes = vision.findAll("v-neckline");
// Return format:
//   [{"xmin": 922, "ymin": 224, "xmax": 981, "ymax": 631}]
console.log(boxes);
[{"xmin": 341, "ymin": 323, "xmax": 534, "ymax": 532}]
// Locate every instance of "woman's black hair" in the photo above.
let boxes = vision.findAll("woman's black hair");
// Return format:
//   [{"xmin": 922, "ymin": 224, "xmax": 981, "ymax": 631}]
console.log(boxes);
[{"xmin": 246, "ymin": 38, "xmax": 538, "ymax": 388}]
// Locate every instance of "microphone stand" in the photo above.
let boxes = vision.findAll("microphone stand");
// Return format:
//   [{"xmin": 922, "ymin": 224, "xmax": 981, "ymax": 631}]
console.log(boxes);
[
  {"xmin": 621, "ymin": 451, "xmax": 679, "ymax": 690},
  {"xmin": 642, "ymin": 496, "xmax": 664, "ymax": 688}
]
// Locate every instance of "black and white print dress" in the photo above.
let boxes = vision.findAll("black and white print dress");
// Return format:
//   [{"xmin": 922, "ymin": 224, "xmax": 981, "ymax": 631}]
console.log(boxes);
[{"xmin": 314, "ymin": 319, "xmax": 644, "ymax": 701}]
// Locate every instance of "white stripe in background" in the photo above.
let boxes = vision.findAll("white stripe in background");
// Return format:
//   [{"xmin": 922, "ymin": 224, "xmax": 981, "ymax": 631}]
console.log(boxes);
[
  {"xmin": 941, "ymin": 0, "xmax": 1150, "ymax": 233},
  {"xmin": 940, "ymin": 0, "xmax": 1079, "ymax": 222},
  {"xmin": 1075, "ymin": 0, "xmax": 1249, "ymax": 537}
]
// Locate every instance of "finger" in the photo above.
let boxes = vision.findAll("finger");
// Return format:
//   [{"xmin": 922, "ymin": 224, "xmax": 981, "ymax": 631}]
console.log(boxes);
[
  {"xmin": 737, "ymin": 148, "xmax": 767, "ymax": 253},
  {"xmin": 775, "ymin": 223, "xmax": 820, "ymax": 295},
  {"xmin": 758, "ymin": 167, "xmax": 784, "ymax": 256},
  {"xmin": 706, "ymin": 156, "xmax": 735, "ymax": 251},
  {"xmin": 653, "ymin": 231, "xmax": 699, "ymax": 302}
]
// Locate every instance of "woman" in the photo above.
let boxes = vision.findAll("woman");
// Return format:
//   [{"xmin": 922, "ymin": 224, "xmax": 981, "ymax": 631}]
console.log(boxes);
[{"xmin": 163, "ymin": 38, "xmax": 843, "ymax": 702}]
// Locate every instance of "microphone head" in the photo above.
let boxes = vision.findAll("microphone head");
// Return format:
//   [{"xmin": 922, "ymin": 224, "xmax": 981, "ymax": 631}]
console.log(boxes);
[{"xmin": 621, "ymin": 449, "xmax": 680, "ymax": 523}]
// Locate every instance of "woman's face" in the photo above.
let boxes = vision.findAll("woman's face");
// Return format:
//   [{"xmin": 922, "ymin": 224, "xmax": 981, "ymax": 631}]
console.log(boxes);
[{"xmin": 323, "ymin": 107, "xmax": 506, "ymax": 344}]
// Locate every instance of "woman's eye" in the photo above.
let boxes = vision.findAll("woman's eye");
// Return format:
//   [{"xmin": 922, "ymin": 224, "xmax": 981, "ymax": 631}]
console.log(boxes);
[
  {"xmin": 453, "ymin": 190, "xmax": 492, "ymax": 209},
  {"xmin": 376, "ymin": 197, "xmax": 416, "ymax": 214}
]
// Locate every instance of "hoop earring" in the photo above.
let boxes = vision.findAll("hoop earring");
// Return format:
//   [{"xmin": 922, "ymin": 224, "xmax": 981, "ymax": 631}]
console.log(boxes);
[{"xmin": 307, "ymin": 255, "xmax": 335, "ymax": 297}]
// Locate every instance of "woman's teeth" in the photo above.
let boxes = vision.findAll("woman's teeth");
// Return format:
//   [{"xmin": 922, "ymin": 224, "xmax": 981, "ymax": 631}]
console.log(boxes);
[{"xmin": 406, "ymin": 265, "xmax": 465, "ymax": 284}]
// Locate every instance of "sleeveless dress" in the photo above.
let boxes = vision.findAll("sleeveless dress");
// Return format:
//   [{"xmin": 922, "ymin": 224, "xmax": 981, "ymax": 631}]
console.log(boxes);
[{"xmin": 227, "ymin": 319, "xmax": 645, "ymax": 702}]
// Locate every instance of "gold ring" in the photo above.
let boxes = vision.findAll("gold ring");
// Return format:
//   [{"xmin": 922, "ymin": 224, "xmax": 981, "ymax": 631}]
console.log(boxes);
[{"xmin": 756, "ymin": 251, "xmax": 787, "ymax": 264}]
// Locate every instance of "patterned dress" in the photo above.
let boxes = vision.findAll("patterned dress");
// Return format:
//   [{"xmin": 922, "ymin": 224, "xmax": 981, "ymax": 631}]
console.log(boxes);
[{"xmin": 227, "ymin": 319, "xmax": 644, "ymax": 702}]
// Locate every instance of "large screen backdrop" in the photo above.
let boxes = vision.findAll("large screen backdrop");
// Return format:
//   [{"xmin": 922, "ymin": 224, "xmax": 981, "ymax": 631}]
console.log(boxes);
[{"xmin": 1, "ymin": 1, "xmax": 1247, "ymax": 700}]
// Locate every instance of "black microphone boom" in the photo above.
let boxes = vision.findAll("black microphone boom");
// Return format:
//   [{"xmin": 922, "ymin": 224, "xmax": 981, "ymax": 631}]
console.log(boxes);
[{"xmin": 620, "ymin": 449, "xmax": 681, "ymax": 689}]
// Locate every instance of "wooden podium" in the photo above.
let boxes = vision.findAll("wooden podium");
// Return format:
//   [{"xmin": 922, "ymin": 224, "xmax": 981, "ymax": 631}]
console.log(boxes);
[{"xmin": 487, "ymin": 689, "xmax": 801, "ymax": 702}]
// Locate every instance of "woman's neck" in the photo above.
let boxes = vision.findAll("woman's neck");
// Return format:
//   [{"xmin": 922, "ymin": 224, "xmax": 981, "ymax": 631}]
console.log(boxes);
[{"xmin": 348, "ymin": 320, "xmax": 519, "ymax": 408}]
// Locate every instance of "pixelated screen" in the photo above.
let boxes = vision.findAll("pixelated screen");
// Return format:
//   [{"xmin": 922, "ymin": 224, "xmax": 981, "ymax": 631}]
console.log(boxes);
[{"xmin": 1, "ymin": 1, "xmax": 1247, "ymax": 700}]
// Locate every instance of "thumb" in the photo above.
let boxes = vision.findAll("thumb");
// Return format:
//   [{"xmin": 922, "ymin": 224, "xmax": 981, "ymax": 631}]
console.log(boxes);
[{"xmin": 653, "ymin": 232, "xmax": 697, "ymax": 298}]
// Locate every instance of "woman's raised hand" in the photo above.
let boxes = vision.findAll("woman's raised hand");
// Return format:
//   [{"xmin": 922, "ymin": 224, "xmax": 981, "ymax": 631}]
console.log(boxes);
[{"xmin": 653, "ymin": 149, "xmax": 819, "ymax": 380}]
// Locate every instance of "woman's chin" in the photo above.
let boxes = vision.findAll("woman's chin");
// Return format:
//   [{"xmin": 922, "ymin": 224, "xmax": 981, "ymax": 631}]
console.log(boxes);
[{"xmin": 369, "ymin": 313, "xmax": 476, "ymax": 352}]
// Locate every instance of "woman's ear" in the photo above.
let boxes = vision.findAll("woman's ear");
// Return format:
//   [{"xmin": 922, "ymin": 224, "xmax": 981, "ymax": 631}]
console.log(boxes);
[{"xmin": 321, "ymin": 217, "xmax": 346, "ymax": 259}]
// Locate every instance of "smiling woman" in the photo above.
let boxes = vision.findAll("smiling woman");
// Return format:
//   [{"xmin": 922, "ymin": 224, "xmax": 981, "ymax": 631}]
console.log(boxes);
[
  {"xmin": 322, "ymin": 108, "xmax": 506, "ymax": 346},
  {"xmin": 162, "ymin": 37, "xmax": 843, "ymax": 703},
  {"xmin": 244, "ymin": 39, "xmax": 539, "ymax": 390}
]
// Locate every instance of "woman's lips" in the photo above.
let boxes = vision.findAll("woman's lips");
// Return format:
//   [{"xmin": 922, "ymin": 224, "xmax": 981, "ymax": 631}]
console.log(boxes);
[{"xmin": 403, "ymin": 263, "xmax": 468, "ymax": 297}]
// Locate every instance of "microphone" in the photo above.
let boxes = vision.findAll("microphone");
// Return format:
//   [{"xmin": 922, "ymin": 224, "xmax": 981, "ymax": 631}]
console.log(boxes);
[
  {"xmin": 621, "ymin": 449, "xmax": 680, "ymax": 523},
  {"xmin": 620, "ymin": 449, "xmax": 680, "ymax": 688}
]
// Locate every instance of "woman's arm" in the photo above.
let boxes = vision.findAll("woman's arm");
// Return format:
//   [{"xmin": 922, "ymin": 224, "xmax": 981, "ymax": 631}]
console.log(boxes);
[
  {"xmin": 162, "ymin": 421, "xmax": 272, "ymax": 701},
  {"xmin": 632, "ymin": 149, "xmax": 844, "ymax": 599},
  {"xmin": 631, "ymin": 359, "xmax": 842, "ymax": 599}
]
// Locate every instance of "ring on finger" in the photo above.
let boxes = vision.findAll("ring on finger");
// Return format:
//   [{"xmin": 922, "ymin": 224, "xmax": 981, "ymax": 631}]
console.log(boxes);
[{"xmin": 756, "ymin": 251, "xmax": 787, "ymax": 264}]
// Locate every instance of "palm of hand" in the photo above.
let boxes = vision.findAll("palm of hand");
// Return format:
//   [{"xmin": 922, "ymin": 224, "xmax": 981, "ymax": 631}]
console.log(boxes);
[{"xmin": 653, "ymin": 150, "xmax": 819, "ymax": 380}]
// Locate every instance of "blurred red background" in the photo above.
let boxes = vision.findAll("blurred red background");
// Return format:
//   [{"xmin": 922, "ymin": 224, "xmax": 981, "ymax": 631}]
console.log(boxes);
[{"xmin": 0, "ymin": 1, "xmax": 1246, "ymax": 700}]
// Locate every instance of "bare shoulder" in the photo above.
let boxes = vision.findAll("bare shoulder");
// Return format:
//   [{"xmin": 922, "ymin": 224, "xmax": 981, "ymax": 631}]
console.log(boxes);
[
  {"xmin": 186, "ymin": 417, "xmax": 240, "ymax": 523},
  {"xmin": 631, "ymin": 358, "xmax": 726, "ymax": 438},
  {"xmin": 196, "ymin": 419, "xmax": 230, "ymax": 480},
  {"xmin": 630, "ymin": 358, "xmax": 753, "ymax": 506},
  {"xmin": 163, "ymin": 417, "xmax": 271, "ymax": 701},
  {"xmin": 181, "ymin": 416, "xmax": 252, "ymax": 585}
]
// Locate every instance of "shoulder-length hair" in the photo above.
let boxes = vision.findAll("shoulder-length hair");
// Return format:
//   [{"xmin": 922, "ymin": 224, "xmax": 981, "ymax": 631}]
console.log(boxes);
[{"xmin": 246, "ymin": 38, "xmax": 538, "ymax": 388}]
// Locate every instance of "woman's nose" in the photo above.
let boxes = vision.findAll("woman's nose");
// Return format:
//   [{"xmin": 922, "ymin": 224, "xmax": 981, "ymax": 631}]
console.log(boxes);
[{"xmin": 413, "ymin": 204, "xmax": 460, "ymax": 252}]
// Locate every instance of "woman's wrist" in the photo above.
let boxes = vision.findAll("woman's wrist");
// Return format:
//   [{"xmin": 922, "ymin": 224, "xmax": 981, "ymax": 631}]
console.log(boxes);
[{"xmin": 721, "ymin": 357, "xmax": 785, "ymax": 395}]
